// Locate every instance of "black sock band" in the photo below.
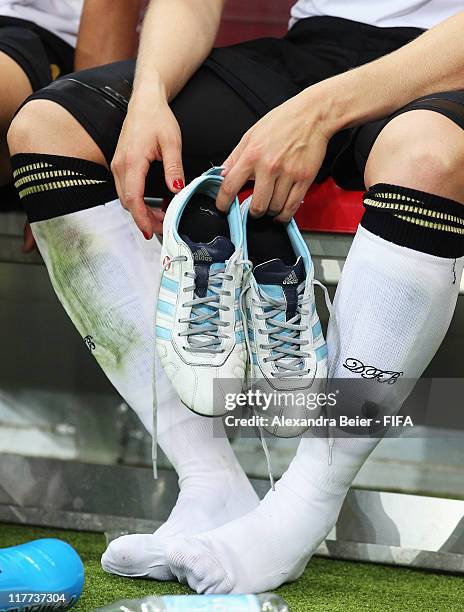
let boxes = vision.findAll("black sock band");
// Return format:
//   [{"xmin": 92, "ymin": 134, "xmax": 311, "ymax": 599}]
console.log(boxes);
[
  {"xmin": 361, "ymin": 183, "xmax": 464, "ymax": 258},
  {"xmin": 11, "ymin": 153, "xmax": 117, "ymax": 223}
]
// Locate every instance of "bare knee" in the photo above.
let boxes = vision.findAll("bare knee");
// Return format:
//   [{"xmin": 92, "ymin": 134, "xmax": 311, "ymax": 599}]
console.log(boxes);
[
  {"xmin": 7, "ymin": 99, "xmax": 107, "ymax": 167},
  {"xmin": 365, "ymin": 110, "xmax": 464, "ymax": 203}
]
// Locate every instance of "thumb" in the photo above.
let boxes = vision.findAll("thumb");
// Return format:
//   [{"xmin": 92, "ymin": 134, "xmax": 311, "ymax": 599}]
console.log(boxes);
[{"xmin": 162, "ymin": 139, "xmax": 185, "ymax": 194}]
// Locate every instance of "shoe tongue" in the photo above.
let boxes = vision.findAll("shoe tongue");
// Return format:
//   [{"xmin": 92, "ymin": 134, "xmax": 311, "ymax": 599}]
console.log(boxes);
[
  {"xmin": 182, "ymin": 235, "xmax": 235, "ymax": 297},
  {"xmin": 182, "ymin": 235, "xmax": 235, "ymax": 264},
  {"xmin": 254, "ymin": 257, "xmax": 305, "ymax": 287},
  {"xmin": 254, "ymin": 257, "xmax": 305, "ymax": 321}
]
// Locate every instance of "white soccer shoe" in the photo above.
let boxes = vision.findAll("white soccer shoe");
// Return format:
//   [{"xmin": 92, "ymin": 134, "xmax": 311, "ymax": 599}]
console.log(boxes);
[
  {"xmin": 241, "ymin": 198, "xmax": 329, "ymax": 437},
  {"xmin": 156, "ymin": 168, "xmax": 247, "ymax": 417}
]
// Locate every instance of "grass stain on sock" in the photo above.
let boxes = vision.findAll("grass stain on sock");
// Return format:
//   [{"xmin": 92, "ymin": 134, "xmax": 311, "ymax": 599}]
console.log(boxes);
[{"xmin": 34, "ymin": 216, "xmax": 150, "ymax": 385}]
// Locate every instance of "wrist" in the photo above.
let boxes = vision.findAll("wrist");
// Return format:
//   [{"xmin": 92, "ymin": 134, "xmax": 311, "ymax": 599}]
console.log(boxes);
[
  {"xmin": 308, "ymin": 62, "xmax": 410, "ymax": 133},
  {"xmin": 305, "ymin": 75, "xmax": 366, "ymax": 134},
  {"xmin": 297, "ymin": 79, "xmax": 353, "ymax": 138},
  {"xmin": 131, "ymin": 71, "xmax": 169, "ymax": 109}
]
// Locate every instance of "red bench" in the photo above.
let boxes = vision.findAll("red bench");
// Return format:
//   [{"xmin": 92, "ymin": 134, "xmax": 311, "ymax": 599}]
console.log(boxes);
[{"xmin": 216, "ymin": 1, "xmax": 363, "ymax": 234}]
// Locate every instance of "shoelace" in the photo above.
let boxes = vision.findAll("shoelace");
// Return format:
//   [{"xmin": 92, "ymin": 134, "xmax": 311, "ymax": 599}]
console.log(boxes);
[
  {"xmin": 181, "ymin": 265, "xmax": 233, "ymax": 353},
  {"xmin": 241, "ymin": 276, "xmax": 333, "ymax": 375},
  {"xmin": 160, "ymin": 255, "xmax": 237, "ymax": 353},
  {"xmin": 254, "ymin": 281, "xmax": 312, "ymax": 377}
]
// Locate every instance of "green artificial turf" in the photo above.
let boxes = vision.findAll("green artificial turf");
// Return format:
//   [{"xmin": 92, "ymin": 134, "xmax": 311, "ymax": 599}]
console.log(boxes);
[{"xmin": 0, "ymin": 523, "xmax": 462, "ymax": 612}]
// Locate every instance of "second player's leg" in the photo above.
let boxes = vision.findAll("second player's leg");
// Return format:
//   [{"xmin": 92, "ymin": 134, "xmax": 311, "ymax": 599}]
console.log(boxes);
[{"xmin": 0, "ymin": 51, "xmax": 33, "ymax": 183}]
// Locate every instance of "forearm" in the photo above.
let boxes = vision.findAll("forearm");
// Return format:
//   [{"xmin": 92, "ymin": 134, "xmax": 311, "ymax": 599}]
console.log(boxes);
[
  {"xmin": 309, "ymin": 11, "xmax": 464, "ymax": 133},
  {"xmin": 132, "ymin": 0, "xmax": 224, "ymax": 103},
  {"xmin": 75, "ymin": 0, "xmax": 141, "ymax": 71}
]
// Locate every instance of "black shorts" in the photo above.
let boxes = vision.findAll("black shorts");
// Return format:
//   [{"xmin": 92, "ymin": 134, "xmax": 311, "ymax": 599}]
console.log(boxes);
[
  {"xmin": 24, "ymin": 16, "xmax": 464, "ymax": 195},
  {"xmin": 0, "ymin": 15, "xmax": 74, "ymax": 91}
]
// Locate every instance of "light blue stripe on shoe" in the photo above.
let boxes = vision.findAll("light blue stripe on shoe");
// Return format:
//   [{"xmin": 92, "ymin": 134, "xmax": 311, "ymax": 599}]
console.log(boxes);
[
  {"xmin": 316, "ymin": 344, "xmax": 328, "ymax": 361},
  {"xmin": 251, "ymin": 353, "xmax": 259, "ymax": 366},
  {"xmin": 312, "ymin": 320, "xmax": 322, "ymax": 339},
  {"xmin": 156, "ymin": 326, "xmax": 172, "ymax": 340},
  {"xmin": 158, "ymin": 300, "xmax": 175, "ymax": 316},
  {"xmin": 235, "ymin": 330, "xmax": 245, "ymax": 343},
  {"xmin": 161, "ymin": 276, "xmax": 179, "ymax": 293}
]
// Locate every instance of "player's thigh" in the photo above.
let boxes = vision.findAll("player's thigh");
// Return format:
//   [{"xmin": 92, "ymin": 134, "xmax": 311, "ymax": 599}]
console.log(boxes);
[
  {"xmin": 9, "ymin": 59, "xmax": 136, "ymax": 166},
  {"xmin": 0, "ymin": 24, "xmax": 57, "ymax": 130},
  {"xmin": 0, "ymin": 52, "xmax": 33, "ymax": 131}
]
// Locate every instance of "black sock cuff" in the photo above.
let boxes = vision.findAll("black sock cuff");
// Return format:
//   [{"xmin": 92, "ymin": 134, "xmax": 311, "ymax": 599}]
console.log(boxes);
[
  {"xmin": 361, "ymin": 183, "xmax": 464, "ymax": 258},
  {"xmin": 11, "ymin": 153, "xmax": 117, "ymax": 223}
]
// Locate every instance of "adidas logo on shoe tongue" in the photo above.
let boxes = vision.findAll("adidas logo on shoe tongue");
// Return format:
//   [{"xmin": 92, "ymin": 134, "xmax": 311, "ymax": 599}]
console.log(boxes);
[
  {"xmin": 193, "ymin": 247, "xmax": 213, "ymax": 262},
  {"xmin": 283, "ymin": 270, "xmax": 299, "ymax": 285}
]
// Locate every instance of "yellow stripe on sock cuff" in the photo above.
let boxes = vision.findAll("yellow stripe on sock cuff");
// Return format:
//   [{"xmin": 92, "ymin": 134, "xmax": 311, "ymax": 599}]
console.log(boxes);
[
  {"xmin": 393, "ymin": 213, "xmax": 464, "ymax": 235},
  {"xmin": 14, "ymin": 170, "xmax": 84, "ymax": 188},
  {"xmin": 17, "ymin": 179, "xmax": 106, "ymax": 199},
  {"xmin": 12, "ymin": 162, "xmax": 53, "ymax": 178},
  {"xmin": 364, "ymin": 197, "xmax": 464, "ymax": 227}
]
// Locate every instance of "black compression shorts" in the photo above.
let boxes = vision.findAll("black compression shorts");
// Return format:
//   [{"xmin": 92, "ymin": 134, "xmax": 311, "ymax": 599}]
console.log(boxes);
[
  {"xmin": 24, "ymin": 16, "xmax": 464, "ymax": 195},
  {"xmin": 0, "ymin": 15, "xmax": 74, "ymax": 91}
]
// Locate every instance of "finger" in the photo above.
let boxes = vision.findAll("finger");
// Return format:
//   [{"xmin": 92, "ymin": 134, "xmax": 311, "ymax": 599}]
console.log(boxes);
[
  {"xmin": 220, "ymin": 153, "xmax": 233, "ymax": 178},
  {"xmin": 249, "ymin": 171, "xmax": 276, "ymax": 218},
  {"xmin": 22, "ymin": 222, "xmax": 37, "ymax": 253},
  {"xmin": 268, "ymin": 175, "xmax": 294, "ymax": 217},
  {"xmin": 160, "ymin": 136, "xmax": 184, "ymax": 193},
  {"xmin": 123, "ymin": 157, "xmax": 153, "ymax": 239},
  {"xmin": 274, "ymin": 181, "xmax": 311, "ymax": 223},
  {"xmin": 221, "ymin": 139, "xmax": 246, "ymax": 178},
  {"xmin": 216, "ymin": 160, "xmax": 251, "ymax": 212},
  {"xmin": 147, "ymin": 207, "xmax": 165, "ymax": 236}
]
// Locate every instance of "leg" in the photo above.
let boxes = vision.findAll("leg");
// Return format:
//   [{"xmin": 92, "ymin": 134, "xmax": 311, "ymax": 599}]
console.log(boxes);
[
  {"xmin": 167, "ymin": 107, "xmax": 464, "ymax": 593},
  {"xmin": 7, "ymin": 61, "xmax": 261, "ymax": 579},
  {"xmin": 0, "ymin": 51, "xmax": 33, "ymax": 183},
  {"xmin": 0, "ymin": 23, "xmax": 62, "ymax": 187}
]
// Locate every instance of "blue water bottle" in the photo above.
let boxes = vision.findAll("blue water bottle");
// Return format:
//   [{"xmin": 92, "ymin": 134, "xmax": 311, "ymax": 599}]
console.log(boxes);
[{"xmin": 0, "ymin": 538, "xmax": 84, "ymax": 611}]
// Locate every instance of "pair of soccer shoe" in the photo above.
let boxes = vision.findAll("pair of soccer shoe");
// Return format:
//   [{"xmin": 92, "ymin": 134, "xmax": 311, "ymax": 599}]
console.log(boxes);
[{"xmin": 156, "ymin": 167, "xmax": 328, "ymax": 438}]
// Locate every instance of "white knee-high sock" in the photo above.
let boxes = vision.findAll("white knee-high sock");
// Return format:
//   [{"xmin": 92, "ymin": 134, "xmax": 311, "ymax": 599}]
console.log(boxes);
[
  {"xmin": 167, "ymin": 224, "xmax": 464, "ymax": 594},
  {"xmin": 30, "ymin": 197, "xmax": 258, "ymax": 580},
  {"xmin": 32, "ymin": 200, "xmax": 158, "ymax": 432}
]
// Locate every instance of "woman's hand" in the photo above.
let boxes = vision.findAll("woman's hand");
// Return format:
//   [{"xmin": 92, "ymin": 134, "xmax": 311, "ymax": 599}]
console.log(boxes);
[
  {"xmin": 216, "ymin": 87, "xmax": 336, "ymax": 222},
  {"xmin": 111, "ymin": 91, "xmax": 183, "ymax": 239}
]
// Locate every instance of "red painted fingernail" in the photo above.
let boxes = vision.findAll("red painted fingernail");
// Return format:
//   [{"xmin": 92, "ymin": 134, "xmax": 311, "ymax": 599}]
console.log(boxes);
[
  {"xmin": 143, "ymin": 231, "xmax": 151, "ymax": 240},
  {"xmin": 173, "ymin": 178, "xmax": 184, "ymax": 191}
]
